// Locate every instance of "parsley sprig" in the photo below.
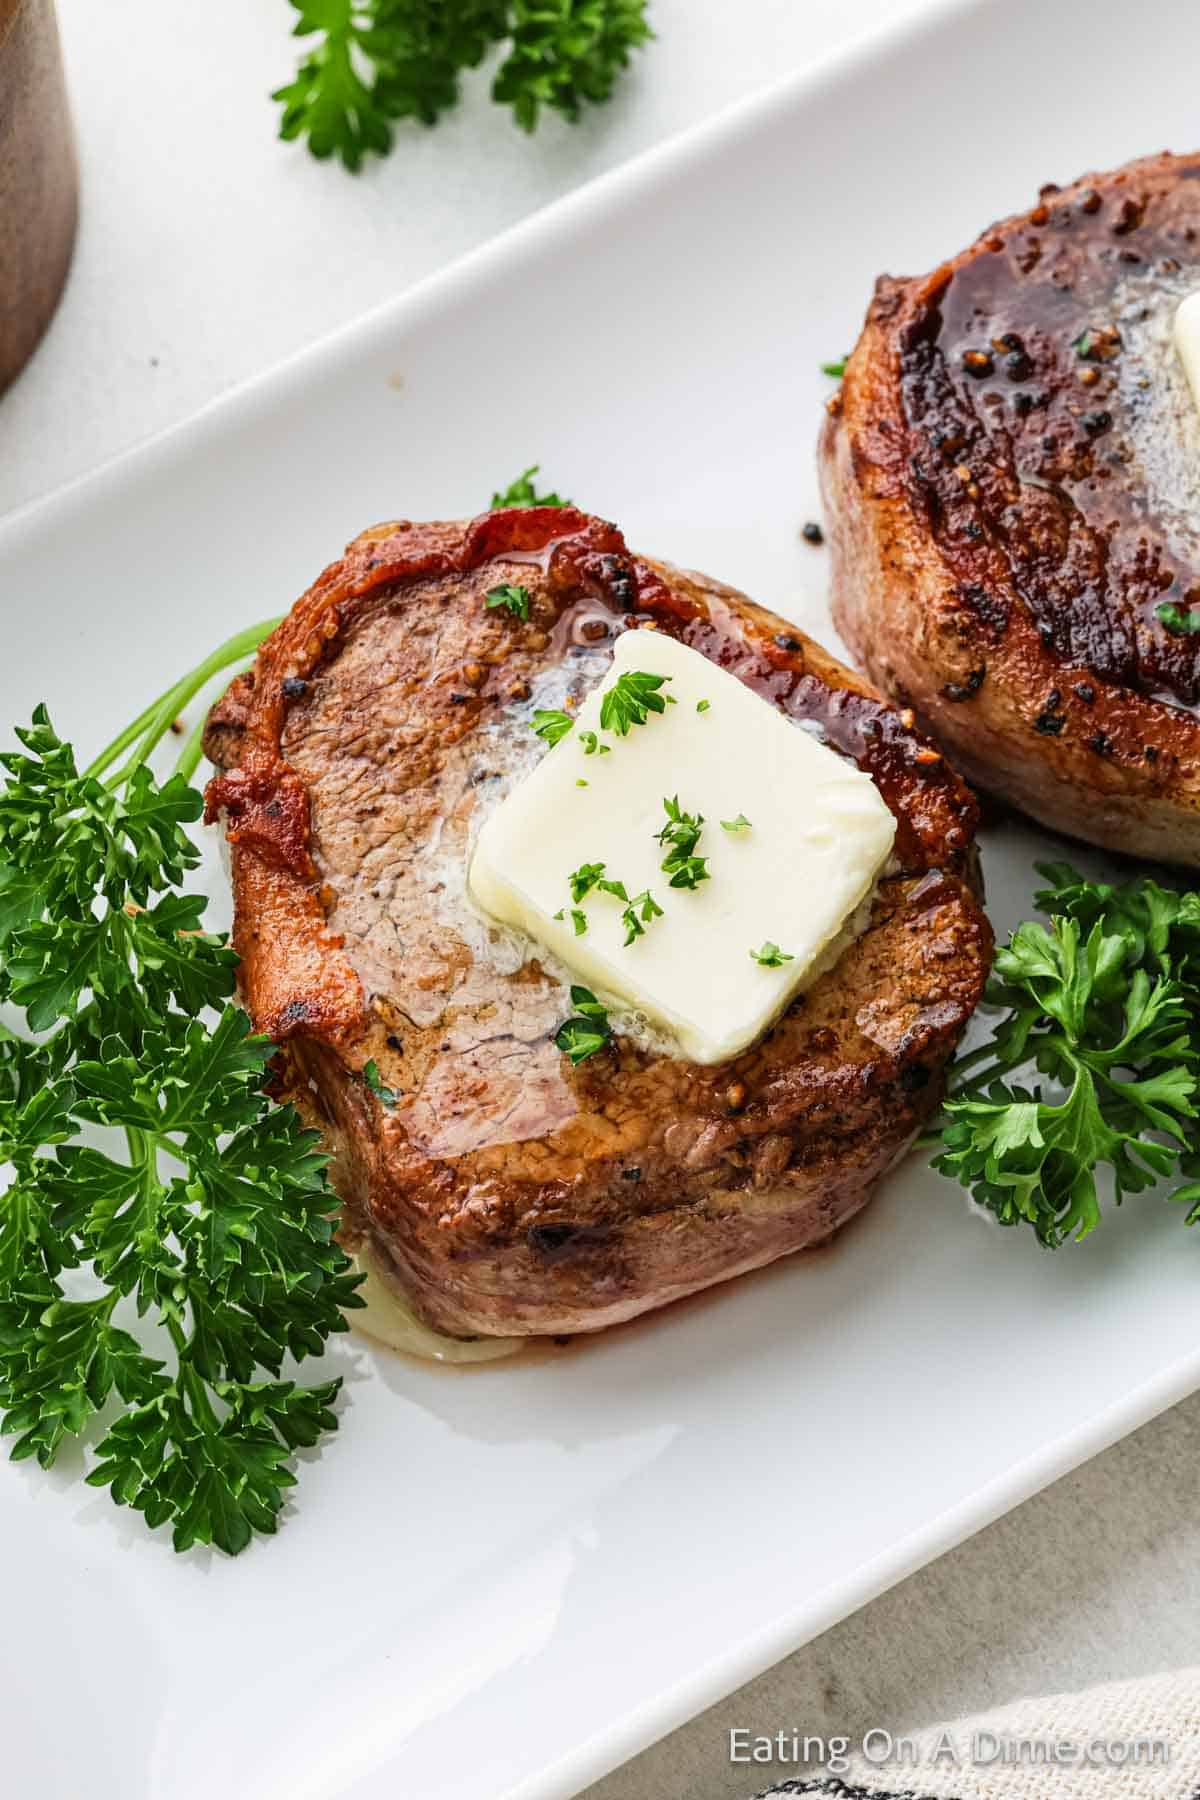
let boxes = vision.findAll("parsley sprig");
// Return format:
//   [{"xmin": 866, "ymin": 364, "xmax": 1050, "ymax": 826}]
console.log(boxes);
[
  {"xmin": 275, "ymin": 1, "xmax": 653, "ymax": 173},
  {"xmin": 0, "ymin": 639, "xmax": 363, "ymax": 1555},
  {"xmin": 932, "ymin": 862, "xmax": 1200, "ymax": 1247}
]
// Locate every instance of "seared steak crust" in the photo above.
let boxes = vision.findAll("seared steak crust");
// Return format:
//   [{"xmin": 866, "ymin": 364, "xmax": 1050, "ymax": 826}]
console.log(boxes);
[
  {"xmin": 822, "ymin": 149, "xmax": 1200, "ymax": 864},
  {"xmin": 204, "ymin": 507, "xmax": 990, "ymax": 1337}
]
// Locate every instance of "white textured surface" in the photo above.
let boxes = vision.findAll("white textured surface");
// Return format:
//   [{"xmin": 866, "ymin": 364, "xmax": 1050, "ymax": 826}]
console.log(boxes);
[
  {"xmin": 4, "ymin": 7, "xmax": 1200, "ymax": 1800},
  {"xmin": 1, "ymin": 0, "xmax": 928, "ymax": 517}
]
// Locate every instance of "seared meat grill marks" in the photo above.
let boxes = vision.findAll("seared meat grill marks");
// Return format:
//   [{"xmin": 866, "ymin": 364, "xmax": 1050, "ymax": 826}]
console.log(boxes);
[
  {"xmin": 822, "ymin": 150, "xmax": 1200, "ymax": 865},
  {"xmin": 204, "ymin": 507, "xmax": 990, "ymax": 1339}
]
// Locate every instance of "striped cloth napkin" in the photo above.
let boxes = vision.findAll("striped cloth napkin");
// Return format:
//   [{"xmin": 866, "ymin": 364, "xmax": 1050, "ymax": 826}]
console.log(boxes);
[{"xmin": 749, "ymin": 1669, "xmax": 1200, "ymax": 1799}]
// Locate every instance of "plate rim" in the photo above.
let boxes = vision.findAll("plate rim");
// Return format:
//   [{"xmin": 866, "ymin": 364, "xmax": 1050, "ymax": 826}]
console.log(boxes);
[
  {"xmin": 521, "ymin": 1346, "xmax": 1200, "ymax": 1797},
  {"xmin": 0, "ymin": 0, "xmax": 991, "ymax": 550}
]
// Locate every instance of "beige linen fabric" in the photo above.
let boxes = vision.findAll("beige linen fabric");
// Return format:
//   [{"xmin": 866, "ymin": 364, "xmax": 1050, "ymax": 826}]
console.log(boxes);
[{"xmin": 753, "ymin": 1669, "xmax": 1200, "ymax": 1799}]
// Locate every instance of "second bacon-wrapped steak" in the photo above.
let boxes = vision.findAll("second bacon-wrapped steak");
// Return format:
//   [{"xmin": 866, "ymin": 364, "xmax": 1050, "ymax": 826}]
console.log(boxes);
[{"xmin": 822, "ymin": 150, "xmax": 1200, "ymax": 866}]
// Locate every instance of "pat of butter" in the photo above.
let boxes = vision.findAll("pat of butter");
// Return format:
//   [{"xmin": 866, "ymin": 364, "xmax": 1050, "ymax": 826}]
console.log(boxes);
[
  {"xmin": 1174, "ymin": 292, "xmax": 1200, "ymax": 413},
  {"xmin": 468, "ymin": 629, "xmax": 895, "ymax": 1065}
]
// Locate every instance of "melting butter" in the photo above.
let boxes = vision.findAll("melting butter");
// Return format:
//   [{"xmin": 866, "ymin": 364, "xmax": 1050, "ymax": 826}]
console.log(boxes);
[
  {"xmin": 467, "ymin": 628, "xmax": 895, "ymax": 1065},
  {"xmin": 350, "ymin": 1244, "xmax": 527, "ymax": 1364}
]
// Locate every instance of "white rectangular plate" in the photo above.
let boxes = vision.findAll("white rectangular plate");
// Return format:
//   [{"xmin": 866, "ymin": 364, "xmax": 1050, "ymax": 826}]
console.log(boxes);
[{"xmin": 4, "ymin": 2, "xmax": 1200, "ymax": 1795}]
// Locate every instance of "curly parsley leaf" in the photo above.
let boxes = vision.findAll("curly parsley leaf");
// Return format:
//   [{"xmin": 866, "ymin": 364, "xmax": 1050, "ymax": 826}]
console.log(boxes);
[
  {"xmin": 276, "ymin": 1, "xmax": 651, "ymax": 171},
  {"xmin": 273, "ymin": 1, "xmax": 396, "ymax": 172},
  {"xmin": 932, "ymin": 863, "xmax": 1200, "ymax": 1248},
  {"xmin": 0, "ymin": 709, "xmax": 362, "ymax": 1555},
  {"xmin": 494, "ymin": 0, "xmax": 653, "ymax": 133}
]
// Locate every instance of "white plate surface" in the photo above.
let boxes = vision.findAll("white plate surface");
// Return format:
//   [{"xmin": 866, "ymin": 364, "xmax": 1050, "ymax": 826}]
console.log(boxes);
[{"xmin": 4, "ymin": 2, "xmax": 1200, "ymax": 1795}]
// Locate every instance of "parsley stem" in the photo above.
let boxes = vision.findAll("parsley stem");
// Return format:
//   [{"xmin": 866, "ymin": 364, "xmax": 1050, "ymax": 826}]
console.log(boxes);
[
  {"xmin": 84, "ymin": 693, "xmax": 166, "ymax": 781},
  {"xmin": 172, "ymin": 659, "xmax": 254, "ymax": 784},
  {"xmin": 173, "ymin": 713, "xmax": 209, "ymax": 787},
  {"xmin": 180, "ymin": 1356, "xmax": 218, "ymax": 1424},
  {"xmin": 108, "ymin": 618, "xmax": 282, "ymax": 789},
  {"xmin": 945, "ymin": 1044, "xmax": 1009, "ymax": 1095},
  {"xmin": 125, "ymin": 1124, "xmax": 187, "ymax": 1354}
]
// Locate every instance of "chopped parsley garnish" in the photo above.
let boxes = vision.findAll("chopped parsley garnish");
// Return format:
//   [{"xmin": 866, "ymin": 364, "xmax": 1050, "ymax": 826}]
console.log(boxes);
[
  {"xmin": 696, "ymin": 699, "xmax": 711, "ymax": 714},
  {"xmin": 750, "ymin": 941, "xmax": 794, "ymax": 967},
  {"xmin": 532, "ymin": 709, "xmax": 573, "ymax": 747},
  {"xmin": 1156, "ymin": 602, "xmax": 1200, "ymax": 636},
  {"xmin": 485, "ymin": 583, "xmax": 531, "ymax": 620},
  {"xmin": 656, "ymin": 795, "xmax": 710, "ymax": 889},
  {"xmin": 554, "ymin": 904, "xmax": 588, "ymax": 934},
  {"xmin": 621, "ymin": 889, "xmax": 663, "ymax": 946},
  {"xmin": 578, "ymin": 730, "xmax": 611, "ymax": 755},
  {"xmin": 491, "ymin": 466, "xmax": 571, "ymax": 509},
  {"xmin": 599, "ymin": 670, "xmax": 675, "ymax": 736},
  {"xmin": 721, "ymin": 814, "xmax": 752, "ymax": 834},
  {"xmin": 568, "ymin": 861, "xmax": 607, "ymax": 903},
  {"xmin": 820, "ymin": 358, "xmax": 847, "ymax": 378},
  {"xmin": 363, "ymin": 1059, "xmax": 398, "ymax": 1107},
  {"xmin": 275, "ymin": 7, "xmax": 652, "ymax": 172},
  {"xmin": 656, "ymin": 794, "xmax": 703, "ymax": 852},
  {"xmin": 555, "ymin": 986, "xmax": 612, "ymax": 1065},
  {"xmin": 664, "ymin": 855, "xmax": 708, "ymax": 890},
  {"xmin": 569, "ymin": 985, "xmax": 610, "ymax": 1022},
  {"xmin": 556, "ymin": 1018, "xmax": 608, "ymax": 1062},
  {"xmin": 562, "ymin": 870, "xmax": 661, "ymax": 944}
]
